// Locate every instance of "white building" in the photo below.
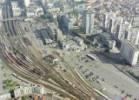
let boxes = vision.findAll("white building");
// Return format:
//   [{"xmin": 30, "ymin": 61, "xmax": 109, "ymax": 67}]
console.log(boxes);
[
  {"xmin": 0, "ymin": 93, "xmax": 11, "ymax": 100},
  {"xmin": 120, "ymin": 40, "xmax": 139, "ymax": 66},
  {"xmin": 132, "ymin": 16, "xmax": 139, "ymax": 27},
  {"xmin": 129, "ymin": 28, "xmax": 139, "ymax": 45},
  {"xmin": 11, "ymin": 1, "xmax": 22, "ymax": 17},
  {"xmin": 26, "ymin": 4, "xmax": 44, "ymax": 18},
  {"xmin": 24, "ymin": 0, "xmax": 31, "ymax": 7}
]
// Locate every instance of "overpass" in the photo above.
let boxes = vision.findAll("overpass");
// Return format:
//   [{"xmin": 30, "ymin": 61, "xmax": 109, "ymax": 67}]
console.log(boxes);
[{"xmin": 0, "ymin": 17, "xmax": 26, "ymax": 22}]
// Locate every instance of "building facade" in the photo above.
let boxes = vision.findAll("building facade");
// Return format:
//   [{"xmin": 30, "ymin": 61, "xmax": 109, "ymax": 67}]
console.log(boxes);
[
  {"xmin": 84, "ymin": 11, "xmax": 95, "ymax": 35},
  {"xmin": 120, "ymin": 40, "xmax": 139, "ymax": 66},
  {"xmin": 11, "ymin": 1, "xmax": 22, "ymax": 17},
  {"xmin": 24, "ymin": 0, "xmax": 31, "ymax": 7}
]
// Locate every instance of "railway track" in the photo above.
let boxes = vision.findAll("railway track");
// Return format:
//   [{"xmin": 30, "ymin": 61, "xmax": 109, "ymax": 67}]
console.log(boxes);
[{"xmin": 0, "ymin": 0, "xmax": 101, "ymax": 100}]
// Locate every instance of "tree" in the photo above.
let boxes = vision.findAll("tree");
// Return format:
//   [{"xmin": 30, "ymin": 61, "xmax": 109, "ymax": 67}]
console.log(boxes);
[{"xmin": 3, "ymin": 79, "xmax": 19, "ymax": 91}]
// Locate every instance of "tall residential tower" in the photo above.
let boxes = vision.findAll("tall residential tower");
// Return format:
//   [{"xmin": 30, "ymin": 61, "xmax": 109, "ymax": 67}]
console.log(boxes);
[{"xmin": 85, "ymin": 11, "xmax": 95, "ymax": 35}]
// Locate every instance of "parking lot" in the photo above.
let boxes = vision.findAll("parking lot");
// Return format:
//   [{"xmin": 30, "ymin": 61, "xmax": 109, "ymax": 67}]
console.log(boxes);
[{"xmin": 62, "ymin": 49, "xmax": 139, "ymax": 100}]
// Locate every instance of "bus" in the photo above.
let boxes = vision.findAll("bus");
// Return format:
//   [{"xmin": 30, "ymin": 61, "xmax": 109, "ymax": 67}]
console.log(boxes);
[{"xmin": 86, "ymin": 53, "xmax": 98, "ymax": 60}]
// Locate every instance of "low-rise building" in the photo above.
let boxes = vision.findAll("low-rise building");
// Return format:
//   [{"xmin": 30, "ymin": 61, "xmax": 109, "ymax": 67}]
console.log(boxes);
[
  {"xmin": 91, "ymin": 32, "xmax": 116, "ymax": 50},
  {"xmin": 26, "ymin": 3, "xmax": 44, "ymax": 18},
  {"xmin": 75, "ymin": 2, "xmax": 86, "ymax": 12},
  {"xmin": 73, "ymin": 37, "xmax": 84, "ymax": 46},
  {"xmin": 61, "ymin": 38, "xmax": 87, "ymax": 52}
]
